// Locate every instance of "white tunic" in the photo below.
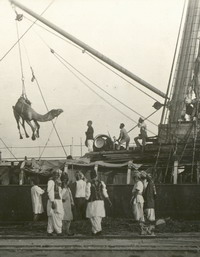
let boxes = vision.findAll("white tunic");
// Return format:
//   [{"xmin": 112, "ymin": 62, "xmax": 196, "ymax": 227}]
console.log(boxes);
[
  {"xmin": 132, "ymin": 180, "xmax": 144, "ymax": 204},
  {"xmin": 85, "ymin": 181, "xmax": 108, "ymax": 218},
  {"xmin": 75, "ymin": 180, "xmax": 86, "ymax": 198},
  {"xmin": 47, "ymin": 180, "xmax": 64, "ymax": 216},
  {"xmin": 31, "ymin": 185, "xmax": 44, "ymax": 214}
]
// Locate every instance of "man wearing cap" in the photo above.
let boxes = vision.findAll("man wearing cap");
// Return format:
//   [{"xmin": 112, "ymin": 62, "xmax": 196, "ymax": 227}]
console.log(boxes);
[
  {"xmin": 134, "ymin": 117, "xmax": 147, "ymax": 149},
  {"xmin": 74, "ymin": 171, "xmax": 87, "ymax": 220},
  {"xmin": 116, "ymin": 123, "xmax": 130, "ymax": 150},
  {"xmin": 85, "ymin": 120, "xmax": 94, "ymax": 152},
  {"xmin": 47, "ymin": 169, "xmax": 64, "ymax": 236},
  {"xmin": 130, "ymin": 171, "xmax": 145, "ymax": 235},
  {"xmin": 142, "ymin": 172, "xmax": 157, "ymax": 236},
  {"xmin": 85, "ymin": 169, "xmax": 112, "ymax": 236}
]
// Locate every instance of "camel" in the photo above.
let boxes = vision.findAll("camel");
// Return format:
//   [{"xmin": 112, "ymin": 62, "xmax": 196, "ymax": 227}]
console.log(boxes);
[{"xmin": 13, "ymin": 96, "xmax": 63, "ymax": 140}]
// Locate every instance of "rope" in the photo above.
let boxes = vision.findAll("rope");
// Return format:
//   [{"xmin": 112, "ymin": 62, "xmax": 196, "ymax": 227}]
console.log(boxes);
[
  {"xmin": 127, "ymin": 109, "xmax": 159, "ymax": 133},
  {"xmin": 160, "ymin": 0, "xmax": 187, "ymax": 125},
  {"xmin": 39, "ymin": 117, "xmax": 58, "ymax": 160},
  {"xmin": 15, "ymin": 17, "xmax": 26, "ymax": 97},
  {"xmin": 23, "ymin": 15, "xmax": 160, "ymax": 103},
  {"xmin": 29, "ymin": 68, "xmax": 68, "ymax": 157},
  {"xmin": 191, "ymin": 119, "xmax": 198, "ymax": 182},
  {"xmin": 25, "ymin": 24, "xmax": 158, "ymax": 130},
  {"xmin": 53, "ymin": 51, "xmax": 158, "ymax": 127},
  {"xmin": 0, "ymin": 0, "xmax": 55, "ymax": 62},
  {"xmin": 163, "ymin": 147, "xmax": 173, "ymax": 183},
  {"xmin": 52, "ymin": 52, "xmax": 157, "ymax": 136},
  {"xmin": 86, "ymin": 52, "xmax": 160, "ymax": 102},
  {"xmin": 154, "ymin": 0, "xmax": 188, "ymax": 176},
  {"xmin": 12, "ymin": 1, "xmax": 67, "ymax": 157},
  {"xmin": 0, "ymin": 138, "xmax": 18, "ymax": 161},
  {"xmin": 51, "ymin": 51, "xmax": 141, "ymax": 127}
]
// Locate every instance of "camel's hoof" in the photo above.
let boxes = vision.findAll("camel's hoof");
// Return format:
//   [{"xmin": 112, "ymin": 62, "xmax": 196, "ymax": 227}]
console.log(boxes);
[
  {"xmin": 26, "ymin": 135, "xmax": 29, "ymax": 138},
  {"xmin": 20, "ymin": 136, "xmax": 23, "ymax": 139},
  {"xmin": 32, "ymin": 137, "xmax": 36, "ymax": 141}
]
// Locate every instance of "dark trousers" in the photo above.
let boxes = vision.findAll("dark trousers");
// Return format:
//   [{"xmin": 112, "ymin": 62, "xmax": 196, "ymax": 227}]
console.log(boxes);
[{"xmin": 74, "ymin": 197, "xmax": 86, "ymax": 220}]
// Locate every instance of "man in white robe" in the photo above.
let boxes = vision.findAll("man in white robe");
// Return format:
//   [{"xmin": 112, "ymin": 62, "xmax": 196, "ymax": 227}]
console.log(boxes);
[
  {"xmin": 85, "ymin": 170, "xmax": 112, "ymax": 235},
  {"xmin": 47, "ymin": 170, "xmax": 64, "ymax": 236},
  {"xmin": 31, "ymin": 178, "xmax": 44, "ymax": 221}
]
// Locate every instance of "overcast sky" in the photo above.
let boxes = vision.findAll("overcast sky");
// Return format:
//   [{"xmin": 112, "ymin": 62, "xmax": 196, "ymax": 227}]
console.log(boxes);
[{"xmin": 0, "ymin": 0, "xmax": 185, "ymax": 160}]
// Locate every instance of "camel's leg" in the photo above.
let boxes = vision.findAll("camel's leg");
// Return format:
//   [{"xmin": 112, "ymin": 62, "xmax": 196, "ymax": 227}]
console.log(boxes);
[
  {"xmin": 21, "ymin": 119, "xmax": 29, "ymax": 138},
  {"xmin": 25, "ymin": 120, "xmax": 36, "ymax": 140},
  {"xmin": 17, "ymin": 121, "xmax": 23, "ymax": 139},
  {"xmin": 13, "ymin": 107, "xmax": 23, "ymax": 139},
  {"xmin": 34, "ymin": 120, "xmax": 40, "ymax": 138}
]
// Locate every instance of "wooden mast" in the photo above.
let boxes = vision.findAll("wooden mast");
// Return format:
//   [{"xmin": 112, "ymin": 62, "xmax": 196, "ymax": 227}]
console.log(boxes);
[
  {"xmin": 169, "ymin": 0, "xmax": 200, "ymax": 123},
  {"xmin": 158, "ymin": 0, "xmax": 200, "ymax": 144},
  {"xmin": 10, "ymin": 0, "xmax": 166, "ymax": 99}
]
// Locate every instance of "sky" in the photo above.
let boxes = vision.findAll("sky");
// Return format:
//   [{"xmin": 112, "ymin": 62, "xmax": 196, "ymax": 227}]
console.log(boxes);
[{"xmin": 0, "ymin": 0, "xmax": 185, "ymax": 160}]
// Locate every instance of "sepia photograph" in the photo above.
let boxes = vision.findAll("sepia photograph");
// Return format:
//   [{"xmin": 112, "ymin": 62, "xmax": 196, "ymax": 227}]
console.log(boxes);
[{"xmin": 0, "ymin": 0, "xmax": 199, "ymax": 256}]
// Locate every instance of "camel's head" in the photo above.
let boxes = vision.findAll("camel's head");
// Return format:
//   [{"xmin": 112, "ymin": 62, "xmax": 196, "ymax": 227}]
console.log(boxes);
[{"xmin": 51, "ymin": 109, "xmax": 64, "ymax": 118}]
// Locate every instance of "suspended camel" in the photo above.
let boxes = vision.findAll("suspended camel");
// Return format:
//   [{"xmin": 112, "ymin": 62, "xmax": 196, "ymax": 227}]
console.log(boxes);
[{"xmin": 13, "ymin": 96, "xmax": 63, "ymax": 140}]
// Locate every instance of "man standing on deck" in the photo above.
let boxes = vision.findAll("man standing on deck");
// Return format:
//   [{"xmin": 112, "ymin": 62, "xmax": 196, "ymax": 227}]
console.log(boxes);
[
  {"xmin": 85, "ymin": 120, "xmax": 94, "ymax": 152},
  {"xmin": 47, "ymin": 169, "xmax": 64, "ymax": 236},
  {"xmin": 134, "ymin": 117, "xmax": 147, "ymax": 149},
  {"xmin": 116, "ymin": 123, "xmax": 130, "ymax": 150}
]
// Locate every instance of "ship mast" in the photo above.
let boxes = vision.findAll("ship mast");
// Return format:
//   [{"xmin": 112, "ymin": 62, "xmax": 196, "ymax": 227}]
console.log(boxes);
[
  {"xmin": 168, "ymin": 0, "xmax": 200, "ymax": 123},
  {"xmin": 10, "ymin": 0, "xmax": 166, "ymax": 99}
]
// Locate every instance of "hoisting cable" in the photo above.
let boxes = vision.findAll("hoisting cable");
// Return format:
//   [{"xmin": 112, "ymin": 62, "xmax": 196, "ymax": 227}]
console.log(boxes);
[
  {"xmin": 0, "ymin": 0, "xmax": 55, "ymax": 62},
  {"xmin": 19, "ymin": 14, "xmax": 159, "ymax": 136},
  {"xmin": 24, "ymin": 16, "xmax": 185, "ymax": 141},
  {"xmin": 29, "ymin": 66, "xmax": 67, "ymax": 157},
  {"xmin": 26, "ymin": 26, "xmax": 158, "ymax": 127},
  {"xmin": 86, "ymin": 52, "xmax": 160, "ymax": 102},
  {"xmin": 15, "ymin": 9, "xmax": 26, "ymax": 97},
  {"xmin": 18, "ymin": 24, "xmax": 67, "ymax": 157},
  {"xmin": 27, "ymin": 26, "xmax": 157, "ymax": 135},
  {"xmin": 38, "ymin": 117, "xmax": 59, "ymax": 160},
  {"xmin": 0, "ymin": 138, "xmax": 18, "ymax": 161},
  {"xmin": 23, "ymin": 15, "xmax": 160, "ymax": 103},
  {"xmin": 53, "ymin": 51, "xmax": 158, "ymax": 127},
  {"xmin": 52, "ymin": 51, "xmax": 138, "ymax": 125},
  {"xmin": 51, "ymin": 50, "xmax": 157, "ymax": 136}
]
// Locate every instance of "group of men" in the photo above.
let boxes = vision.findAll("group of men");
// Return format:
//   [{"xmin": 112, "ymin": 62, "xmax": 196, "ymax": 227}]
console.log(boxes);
[
  {"xmin": 32, "ymin": 167, "xmax": 155, "ymax": 236},
  {"xmin": 45, "ymin": 168, "xmax": 112, "ymax": 236},
  {"xmin": 85, "ymin": 117, "xmax": 148, "ymax": 152}
]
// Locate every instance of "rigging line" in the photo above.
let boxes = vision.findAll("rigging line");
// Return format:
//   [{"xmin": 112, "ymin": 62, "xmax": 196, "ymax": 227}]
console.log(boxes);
[
  {"xmin": 15, "ymin": 19, "xmax": 25, "ymax": 96},
  {"xmin": 178, "ymin": 124, "xmax": 194, "ymax": 164},
  {"xmin": 39, "ymin": 117, "xmax": 58, "ymax": 160},
  {"xmin": 24, "ymin": 16, "xmax": 82, "ymax": 52},
  {"xmin": 160, "ymin": 0, "xmax": 188, "ymax": 125},
  {"xmin": 86, "ymin": 52, "xmax": 159, "ymax": 102},
  {"xmin": 0, "ymin": 138, "xmax": 18, "ymax": 161},
  {"xmin": 20, "ymin": 35, "xmax": 67, "ymax": 157},
  {"xmin": 0, "ymin": 0, "xmax": 55, "ymax": 62},
  {"xmin": 52, "ymin": 52, "xmax": 157, "ymax": 135},
  {"xmin": 54, "ymin": 51, "xmax": 158, "ymax": 127},
  {"xmin": 33, "ymin": 73, "xmax": 68, "ymax": 157},
  {"xmin": 163, "ymin": 147, "xmax": 174, "ymax": 183},
  {"xmin": 127, "ymin": 109, "xmax": 159, "ymax": 133},
  {"xmin": 28, "ymin": 23, "xmax": 157, "ymax": 134},
  {"xmin": 17, "ymin": 27, "xmax": 67, "ymax": 157},
  {"xmin": 33, "ymin": 75, "xmax": 66, "ymax": 156},
  {"xmin": 28, "ymin": 23, "xmax": 158, "ymax": 128},
  {"xmin": 23, "ymin": 15, "xmax": 160, "ymax": 103}
]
